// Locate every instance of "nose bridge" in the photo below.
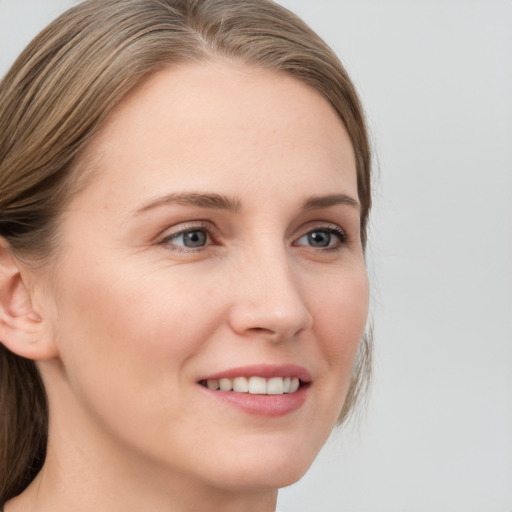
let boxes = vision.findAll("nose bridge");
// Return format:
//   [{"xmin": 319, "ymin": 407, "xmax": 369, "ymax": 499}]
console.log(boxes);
[{"xmin": 228, "ymin": 239, "xmax": 313, "ymax": 340}]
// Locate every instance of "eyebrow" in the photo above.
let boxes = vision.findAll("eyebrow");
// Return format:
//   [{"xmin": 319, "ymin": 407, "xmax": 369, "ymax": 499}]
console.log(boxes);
[
  {"xmin": 302, "ymin": 194, "xmax": 360, "ymax": 212},
  {"xmin": 135, "ymin": 191, "xmax": 360, "ymax": 215},
  {"xmin": 136, "ymin": 192, "xmax": 242, "ymax": 214}
]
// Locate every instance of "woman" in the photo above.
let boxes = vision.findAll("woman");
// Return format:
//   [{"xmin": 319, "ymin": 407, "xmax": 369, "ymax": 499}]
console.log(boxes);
[{"xmin": 0, "ymin": 1, "xmax": 372, "ymax": 510}]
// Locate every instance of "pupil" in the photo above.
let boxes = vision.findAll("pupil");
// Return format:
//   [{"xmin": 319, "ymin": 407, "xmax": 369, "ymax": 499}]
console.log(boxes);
[
  {"xmin": 308, "ymin": 231, "xmax": 330, "ymax": 247},
  {"xmin": 184, "ymin": 230, "xmax": 207, "ymax": 247}
]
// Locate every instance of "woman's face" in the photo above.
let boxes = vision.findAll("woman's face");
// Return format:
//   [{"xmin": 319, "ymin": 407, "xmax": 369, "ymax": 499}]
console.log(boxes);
[{"xmin": 39, "ymin": 63, "xmax": 369, "ymax": 492}]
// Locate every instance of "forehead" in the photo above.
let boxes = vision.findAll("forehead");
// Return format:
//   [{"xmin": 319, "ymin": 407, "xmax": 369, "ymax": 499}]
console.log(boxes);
[{"xmin": 74, "ymin": 62, "xmax": 357, "ymax": 210}]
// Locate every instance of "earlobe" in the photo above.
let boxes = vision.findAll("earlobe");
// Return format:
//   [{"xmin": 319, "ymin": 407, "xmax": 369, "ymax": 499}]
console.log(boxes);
[{"xmin": 0, "ymin": 239, "xmax": 58, "ymax": 360}]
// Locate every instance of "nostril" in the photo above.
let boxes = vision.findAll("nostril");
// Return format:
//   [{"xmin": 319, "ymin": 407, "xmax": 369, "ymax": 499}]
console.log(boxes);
[
  {"xmin": 248, "ymin": 327, "xmax": 275, "ymax": 333},
  {"xmin": 246, "ymin": 326, "xmax": 283, "ymax": 342}
]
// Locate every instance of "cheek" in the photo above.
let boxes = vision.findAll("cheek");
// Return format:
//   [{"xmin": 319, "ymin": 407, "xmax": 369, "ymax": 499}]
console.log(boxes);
[
  {"xmin": 50, "ymin": 259, "xmax": 221, "ymax": 408},
  {"xmin": 310, "ymin": 266, "xmax": 369, "ymax": 366},
  {"xmin": 47, "ymin": 260, "xmax": 234, "ymax": 462},
  {"xmin": 285, "ymin": 265, "xmax": 369, "ymax": 463}
]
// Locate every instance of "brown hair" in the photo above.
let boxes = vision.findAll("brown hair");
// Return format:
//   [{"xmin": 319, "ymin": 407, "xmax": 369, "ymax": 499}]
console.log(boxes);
[{"xmin": 0, "ymin": 0, "xmax": 372, "ymax": 503}]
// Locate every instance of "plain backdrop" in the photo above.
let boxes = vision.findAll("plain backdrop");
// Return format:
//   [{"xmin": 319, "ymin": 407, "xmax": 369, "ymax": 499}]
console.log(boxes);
[{"xmin": 1, "ymin": 1, "xmax": 511, "ymax": 511}]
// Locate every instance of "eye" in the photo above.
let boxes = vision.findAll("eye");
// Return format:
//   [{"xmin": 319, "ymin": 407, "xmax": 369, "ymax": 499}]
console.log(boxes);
[
  {"xmin": 295, "ymin": 227, "xmax": 346, "ymax": 249},
  {"xmin": 160, "ymin": 226, "xmax": 211, "ymax": 250}
]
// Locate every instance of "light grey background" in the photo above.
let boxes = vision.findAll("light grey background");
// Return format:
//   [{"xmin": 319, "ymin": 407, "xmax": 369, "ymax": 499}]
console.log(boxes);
[{"xmin": 1, "ymin": 1, "xmax": 511, "ymax": 511}]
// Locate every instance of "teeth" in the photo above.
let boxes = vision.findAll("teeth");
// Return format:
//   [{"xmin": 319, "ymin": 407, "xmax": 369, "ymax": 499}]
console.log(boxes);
[
  {"xmin": 233, "ymin": 377, "xmax": 249, "ymax": 392},
  {"xmin": 267, "ymin": 377, "xmax": 284, "ymax": 395},
  {"xmin": 219, "ymin": 378, "xmax": 232, "ymax": 391},
  {"xmin": 206, "ymin": 379, "xmax": 220, "ymax": 390},
  {"xmin": 204, "ymin": 376, "xmax": 301, "ymax": 395},
  {"xmin": 248, "ymin": 376, "xmax": 267, "ymax": 394},
  {"xmin": 289, "ymin": 377, "xmax": 300, "ymax": 393}
]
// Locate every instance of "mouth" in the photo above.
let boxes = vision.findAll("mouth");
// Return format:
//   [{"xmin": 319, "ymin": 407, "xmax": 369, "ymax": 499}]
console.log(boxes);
[
  {"xmin": 196, "ymin": 364, "xmax": 311, "ymax": 417},
  {"xmin": 198, "ymin": 376, "xmax": 308, "ymax": 395}
]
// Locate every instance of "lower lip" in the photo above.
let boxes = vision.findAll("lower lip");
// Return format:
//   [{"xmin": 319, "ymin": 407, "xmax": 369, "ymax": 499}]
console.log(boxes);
[{"xmin": 199, "ymin": 385, "xmax": 309, "ymax": 417}]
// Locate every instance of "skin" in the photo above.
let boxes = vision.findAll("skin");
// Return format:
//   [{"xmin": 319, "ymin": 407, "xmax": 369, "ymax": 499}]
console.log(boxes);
[{"xmin": 5, "ymin": 62, "xmax": 369, "ymax": 512}]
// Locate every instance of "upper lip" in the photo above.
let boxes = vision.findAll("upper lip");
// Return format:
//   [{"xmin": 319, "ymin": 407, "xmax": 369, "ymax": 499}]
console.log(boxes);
[{"xmin": 199, "ymin": 364, "xmax": 312, "ymax": 383}]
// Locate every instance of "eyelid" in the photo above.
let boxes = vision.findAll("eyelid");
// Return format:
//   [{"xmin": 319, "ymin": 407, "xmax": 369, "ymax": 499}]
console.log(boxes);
[
  {"xmin": 293, "ymin": 223, "xmax": 348, "ymax": 249},
  {"xmin": 158, "ymin": 221, "xmax": 215, "ymax": 251},
  {"xmin": 156, "ymin": 220, "xmax": 349, "ymax": 253}
]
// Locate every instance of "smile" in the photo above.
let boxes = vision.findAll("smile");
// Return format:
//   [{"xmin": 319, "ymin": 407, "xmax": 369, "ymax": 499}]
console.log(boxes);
[{"xmin": 199, "ymin": 376, "xmax": 302, "ymax": 395}]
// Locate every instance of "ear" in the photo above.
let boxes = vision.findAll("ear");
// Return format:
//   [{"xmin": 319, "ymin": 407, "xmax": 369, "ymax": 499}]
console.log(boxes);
[{"xmin": 0, "ymin": 238, "xmax": 58, "ymax": 360}]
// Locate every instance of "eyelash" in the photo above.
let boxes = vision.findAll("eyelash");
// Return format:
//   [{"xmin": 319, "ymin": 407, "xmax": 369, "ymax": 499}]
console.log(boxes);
[
  {"xmin": 294, "ymin": 225, "xmax": 348, "ymax": 251},
  {"xmin": 159, "ymin": 222, "xmax": 213, "ymax": 253},
  {"xmin": 158, "ymin": 223, "xmax": 348, "ymax": 252}
]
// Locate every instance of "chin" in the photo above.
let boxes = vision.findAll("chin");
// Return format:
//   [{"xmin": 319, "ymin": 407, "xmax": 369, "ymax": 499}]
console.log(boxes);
[
  {"xmin": 213, "ymin": 463, "xmax": 310, "ymax": 493},
  {"xmin": 197, "ymin": 438, "xmax": 321, "ymax": 492}
]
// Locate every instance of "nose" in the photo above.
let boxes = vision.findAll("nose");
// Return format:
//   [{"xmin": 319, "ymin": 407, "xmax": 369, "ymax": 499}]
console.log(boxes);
[{"xmin": 227, "ymin": 249, "xmax": 313, "ymax": 341}]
